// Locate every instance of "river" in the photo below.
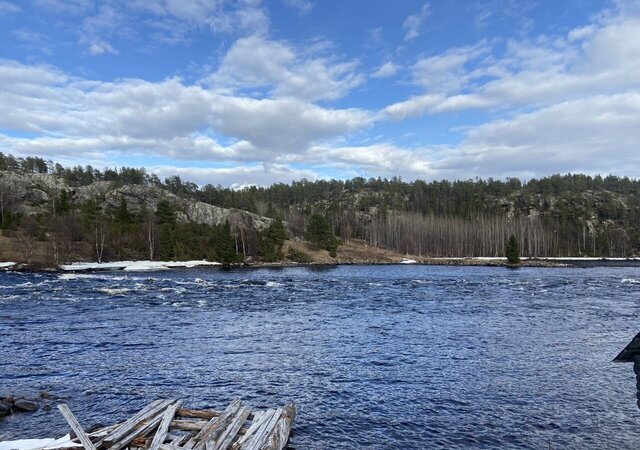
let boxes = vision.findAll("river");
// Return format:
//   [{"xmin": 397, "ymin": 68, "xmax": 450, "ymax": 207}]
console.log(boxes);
[{"xmin": 0, "ymin": 265, "xmax": 639, "ymax": 449}]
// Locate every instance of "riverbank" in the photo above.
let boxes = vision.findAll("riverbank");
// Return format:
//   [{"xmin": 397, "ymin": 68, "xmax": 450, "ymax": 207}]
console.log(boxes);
[{"xmin": 3, "ymin": 239, "xmax": 640, "ymax": 272}]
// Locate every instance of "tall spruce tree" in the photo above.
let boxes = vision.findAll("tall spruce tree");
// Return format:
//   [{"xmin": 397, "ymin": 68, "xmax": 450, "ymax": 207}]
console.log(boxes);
[
  {"xmin": 257, "ymin": 217, "xmax": 287, "ymax": 261},
  {"xmin": 115, "ymin": 197, "xmax": 133, "ymax": 225},
  {"xmin": 305, "ymin": 214, "xmax": 339, "ymax": 257},
  {"xmin": 155, "ymin": 200, "xmax": 176, "ymax": 260},
  {"xmin": 506, "ymin": 234, "xmax": 520, "ymax": 264},
  {"xmin": 216, "ymin": 221, "xmax": 238, "ymax": 265}
]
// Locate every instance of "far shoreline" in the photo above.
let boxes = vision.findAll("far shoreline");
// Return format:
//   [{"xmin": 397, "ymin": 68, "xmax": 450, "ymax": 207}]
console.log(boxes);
[{"xmin": 3, "ymin": 256, "xmax": 640, "ymax": 273}]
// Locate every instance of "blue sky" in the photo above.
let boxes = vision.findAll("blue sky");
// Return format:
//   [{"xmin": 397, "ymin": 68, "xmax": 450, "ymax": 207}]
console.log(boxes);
[{"xmin": 1, "ymin": 0, "xmax": 640, "ymax": 187}]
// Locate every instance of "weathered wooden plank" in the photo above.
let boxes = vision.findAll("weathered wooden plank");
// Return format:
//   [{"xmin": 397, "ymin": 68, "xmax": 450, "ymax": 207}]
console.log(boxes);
[
  {"xmin": 57, "ymin": 405, "xmax": 98, "ymax": 450},
  {"xmin": 261, "ymin": 404, "xmax": 296, "ymax": 450},
  {"xmin": 177, "ymin": 409, "xmax": 220, "ymax": 420},
  {"xmin": 102, "ymin": 399, "xmax": 173, "ymax": 447},
  {"xmin": 159, "ymin": 444, "xmax": 183, "ymax": 450},
  {"xmin": 231, "ymin": 410, "xmax": 275, "ymax": 450},
  {"xmin": 192, "ymin": 400, "xmax": 242, "ymax": 450},
  {"xmin": 109, "ymin": 402, "xmax": 176, "ymax": 450},
  {"xmin": 171, "ymin": 419, "xmax": 209, "ymax": 431},
  {"xmin": 109, "ymin": 415, "xmax": 161, "ymax": 450},
  {"xmin": 169, "ymin": 433, "xmax": 192, "ymax": 447},
  {"xmin": 209, "ymin": 406, "xmax": 252, "ymax": 450},
  {"xmin": 165, "ymin": 433, "xmax": 182, "ymax": 442},
  {"xmin": 177, "ymin": 409, "xmax": 257, "ymax": 422},
  {"xmin": 149, "ymin": 402, "xmax": 182, "ymax": 450},
  {"xmin": 241, "ymin": 408, "xmax": 282, "ymax": 450}
]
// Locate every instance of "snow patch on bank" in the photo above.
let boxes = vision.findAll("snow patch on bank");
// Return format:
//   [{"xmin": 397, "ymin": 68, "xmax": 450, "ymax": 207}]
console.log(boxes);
[
  {"xmin": 399, "ymin": 259, "xmax": 418, "ymax": 264},
  {"xmin": 0, "ymin": 262, "xmax": 17, "ymax": 269},
  {"xmin": 0, "ymin": 435, "xmax": 80, "ymax": 450},
  {"xmin": 59, "ymin": 260, "xmax": 222, "ymax": 272}
]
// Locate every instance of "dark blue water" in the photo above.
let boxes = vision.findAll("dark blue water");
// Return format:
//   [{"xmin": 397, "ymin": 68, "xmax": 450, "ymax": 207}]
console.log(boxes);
[{"xmin": 1, "ymin": 265, "xmax": 639, "ymax": 449}]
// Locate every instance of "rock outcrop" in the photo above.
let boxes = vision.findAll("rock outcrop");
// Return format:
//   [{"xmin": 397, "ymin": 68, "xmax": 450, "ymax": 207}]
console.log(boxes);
[{"xmin": 0, "ymin": 171, "xmax": 272, "ymax": 230}]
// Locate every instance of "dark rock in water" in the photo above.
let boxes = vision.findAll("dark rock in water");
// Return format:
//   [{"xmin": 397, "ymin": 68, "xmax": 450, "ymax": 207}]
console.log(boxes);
[
  {"xmin": 14, "ymin": 399, "xmax": 38, "ymax": 412},
  {"xmin": 0, "ymin": 401, "xmax": 11, "ymax": 417},
  {"xmin": 40, "ymin": 391, "xmax": 54, "ymax": 400}
]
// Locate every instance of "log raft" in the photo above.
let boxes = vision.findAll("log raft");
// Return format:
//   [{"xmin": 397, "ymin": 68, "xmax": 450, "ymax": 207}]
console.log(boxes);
[{"xmin": 50, "ymin": 400, "xmax": 296, "ymax": 450}]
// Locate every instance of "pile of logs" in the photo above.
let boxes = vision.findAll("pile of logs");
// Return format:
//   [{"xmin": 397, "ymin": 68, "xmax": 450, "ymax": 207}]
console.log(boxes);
[{"xmin": 54, "ymin": 399, "xmax": 296, "ymax": 450}]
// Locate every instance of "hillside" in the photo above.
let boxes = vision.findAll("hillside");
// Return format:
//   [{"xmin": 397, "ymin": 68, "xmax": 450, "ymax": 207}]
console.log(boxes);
[{"xmin": 1, "ymin": 153, "xmax": 640, "ymax": 265}]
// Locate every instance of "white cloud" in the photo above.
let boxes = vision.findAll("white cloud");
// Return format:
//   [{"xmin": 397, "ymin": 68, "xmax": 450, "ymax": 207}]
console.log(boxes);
[
  {"xmin": 307, "ymin": 143, "xmax": 429, "ymax": 175},
  {"xmin": 29, "ymin": 0, "xmax": 92, "ymax": 15},
  {"xmin": 209, "ymin": 35, "xmax": 364, "ymax": 101},
  {"xmin": 0, "ymin": 1, "xmax": 20, "ymax": 15},
  {"xmin": 385, "ymin": 5, "xmax": 640, "ymax": 118},
  {"xmin": 88, "ymin": 40, "xmax": 118, "ymax": 55},
  {"xmin": 28, "ymin": 0, "xmax": 271, "ymax": 54},
  {"xmin": 371, "ymin": 61, "xmax": 399, "ymax": 79},
  {"xmin": 403, "ymin": 2, "xmax": 430, "ymax": 42},
  {"xmin": 282, "ymin": 0, "xmax": 314, "ymax": 16},
  {"xmin": 0, "ymin": 58, "xmax": 372, "ymax": 168},
  {"xmin": 377, "ymin": 92, "xmax": 640, "ymax": 180},
  {"xmin": 411, "ymin": 42, "xmax": 490, "ymax": 93},
  {"xmin": 4, "ymin": 0, "xmax": 640, "ymax": 186},
  {"xmin": 150, "ymin": 164, "xmax": 318, "ymax": 188}
]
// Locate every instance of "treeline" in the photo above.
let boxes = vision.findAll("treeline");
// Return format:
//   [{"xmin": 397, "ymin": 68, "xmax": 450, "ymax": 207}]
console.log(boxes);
[
  {"xmin": 0, "ymin": 190, "xmax": 294, "ymax": 266},
  {"xmin": 1, "ymin": 152, "xmax": 639, "ymax": 258}
]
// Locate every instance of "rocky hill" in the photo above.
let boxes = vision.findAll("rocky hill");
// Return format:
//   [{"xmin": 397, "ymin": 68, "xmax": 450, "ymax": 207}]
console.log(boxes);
[
  {"xmin": 2, "ymin": 153, "xmax": 640, "ymax": 263},
  {"xmin": 0, "ymin": 171, "xmax": 272, "ymax": 231}
]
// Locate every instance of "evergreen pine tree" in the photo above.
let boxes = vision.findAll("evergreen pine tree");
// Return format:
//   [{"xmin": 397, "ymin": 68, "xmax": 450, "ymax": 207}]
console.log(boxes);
[
  {"xmin": 305, "ymin": 214, "xmax": 339, "ymax": 257},
  {"xmin": 155, "ymin": 200, "xmax": 176, "ymax": 260},
  {"xmin": 57, "ymin": 190, "xmax": 71, "ymax": 215},
  {"xmin": 257, "ymin": 216, "xmax": 287, "ymax": 261},
  {"xmin": 155, "ymin": 199, "xmax": 175, "ymax": 225},
  {"xmin": 506, "ymin": 234, "xmax": 520, "ymax": 264},
  {"xmin": 216, "ymin": 221, "xmax": 238, "ymax": 265},
  {"xmin": 115, "ymin": 197, "xmax": 133, "ymax": 225}
]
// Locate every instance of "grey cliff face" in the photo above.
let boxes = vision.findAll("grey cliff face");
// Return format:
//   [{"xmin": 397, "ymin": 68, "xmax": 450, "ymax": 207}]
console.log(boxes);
[{"xmin": 0, "ymin": 171, "xmax": 272, "ymax": 230}]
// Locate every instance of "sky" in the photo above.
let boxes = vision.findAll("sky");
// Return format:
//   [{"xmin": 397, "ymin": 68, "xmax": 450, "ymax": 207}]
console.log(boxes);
[{"xmin": 1, "ymin": 0, "xmax": 640, "ymax": 187}]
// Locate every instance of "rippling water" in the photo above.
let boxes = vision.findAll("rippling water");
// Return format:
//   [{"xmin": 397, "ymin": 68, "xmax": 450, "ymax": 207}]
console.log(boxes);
[{"xmin": 1, "ymin": 265, "xmax": 639, "ymax": 449}]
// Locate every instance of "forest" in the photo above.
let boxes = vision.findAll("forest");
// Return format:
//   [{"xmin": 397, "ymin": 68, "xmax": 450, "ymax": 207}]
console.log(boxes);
[{"xmin": 1, "ymin": 152, "xmax": 639, "ymax": 264}]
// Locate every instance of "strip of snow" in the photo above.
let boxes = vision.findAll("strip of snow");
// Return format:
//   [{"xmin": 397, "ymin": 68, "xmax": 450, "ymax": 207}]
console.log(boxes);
[
  {"xmin": 59, "ymin": 260, "xmax": 222, "ymax": 272},
  {"xmin": 399, "ymin": 259, "xmax": 418, "ymax": 264},
  {"xmin": 0, "ymin": 439, "xmax": 55, "ymax": 450},
  {"xmin": 0, "ymin": 262, "xmax": 17, "ymax": 269},
  {"xmin": 0, "ymin": 434, "xmax": 80, "ymax": 450}
]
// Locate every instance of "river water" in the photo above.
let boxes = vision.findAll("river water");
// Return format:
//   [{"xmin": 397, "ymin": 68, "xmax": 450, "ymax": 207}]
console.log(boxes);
[{"xmin": 0, "ymin": 265, "xmax": 639, "ymax": 449}]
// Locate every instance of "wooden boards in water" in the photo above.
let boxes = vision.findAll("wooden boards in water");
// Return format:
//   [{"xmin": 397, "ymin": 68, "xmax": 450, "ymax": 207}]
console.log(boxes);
[{"xmin": 50, "ymin": 400, "xmax": 295, "ymax": 450}]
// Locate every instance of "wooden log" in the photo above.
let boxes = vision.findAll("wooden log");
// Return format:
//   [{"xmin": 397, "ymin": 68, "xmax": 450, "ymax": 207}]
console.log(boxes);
[
  {"xmin": 109, "ymin": 402, "xmax": 178, "ymax": 450},
  {"xmin": 165, "ymin": 433, "xmax": 183, "ymax": 442},
  {"xmin": 231, "ymin": 410, "xmax": 275, "ymax": 450},
  {"xmin": 170, "ymin": 433, "xmax": 192, "ymax": 447},
  {"xmin": 190, "ymin": 400, "xmax": 242, "ymax": 450},
  {"xmin": 108, "ymin": 414, "xmax": 161, "ymax": 450},
  {"xmin": 159, "ymin": 445, "xmax": 182, "ymax": 450},
  {"xmin": 149, "ymin": 402, "xmax": 182, "ymax": 450},
  {"xmin": 262, "ymin": 404, "xmax": 296, "ymax": 450},
  {"xmin": 241, "ymin": 408, "xmax": 282, "ymax": 450},
  {"xmin": 208, "ymin": 406, "xmax": 251, "ymax": 450},
  {"xmin": 102, "ymin": 399, "xmax": 174, "ymax": 448},
  {"xmin": 177, "ymin": 409, "xmax": 220, "ymax": 420},
  {"xmin": 178, "ymin": 409, "xmax": 257, "ymax": 422},
  {"xmin": 170, "ymin": 420, "xmax": 209, "ymax": 432},
  {"xmin": 57, "ymin": 405, "xmax": 98, "ymax": 450}
]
